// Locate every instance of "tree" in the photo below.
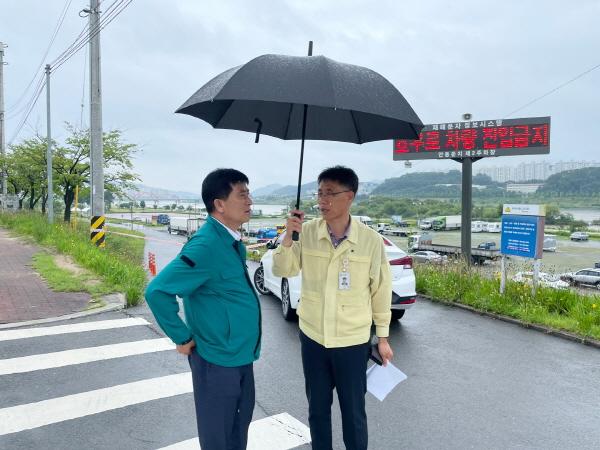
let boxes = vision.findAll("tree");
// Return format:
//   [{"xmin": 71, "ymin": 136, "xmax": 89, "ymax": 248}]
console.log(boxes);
[
  {"xmin": 105, "ymin": 191, "xmax": 115, "ymax": 211},
  {"xmin": 53, "ymin": 124, "xmax": 140, "ymax": 222},
  {"xmin": 4, "ymin": 136, "xmax": 53, "ymax": 211},
  {"xmin": 140, "ymin": 200, "xmax": 146, "ymax": 209}
]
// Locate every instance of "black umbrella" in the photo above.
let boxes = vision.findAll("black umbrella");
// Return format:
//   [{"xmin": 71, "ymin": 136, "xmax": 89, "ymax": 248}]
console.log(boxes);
[{"xmin": 176, "ymin": 42, "xmax": 423, "ymax": 239}]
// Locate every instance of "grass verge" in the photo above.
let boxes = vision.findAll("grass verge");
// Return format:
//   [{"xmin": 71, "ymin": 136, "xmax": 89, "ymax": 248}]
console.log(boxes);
[
  {"xmin": 0, "ymin": 212, "xmax": 146, "ymax": 306},
  {"xmin": 32, "ymin": 252, "xmax": 114, "ymax": 310},
  {"xmin": 415, "ymin": 262, "xmax": 600, "ymax": 340}
]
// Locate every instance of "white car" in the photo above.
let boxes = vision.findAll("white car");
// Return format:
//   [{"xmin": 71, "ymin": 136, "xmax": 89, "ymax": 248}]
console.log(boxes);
[
  {"xmin": 253, "ymin": 234, "xmax": 416, "ymax": 322},
  {"xmin": 412, "ymin": 250, "xmax": 446, "ymax": 264},
  {"xmin": 570, "ymin": 231, "xmax": 589, "ymax": 241},
  {"xmin": 512, "ymin": 271, "xmax": 570, "ymax": 290}
]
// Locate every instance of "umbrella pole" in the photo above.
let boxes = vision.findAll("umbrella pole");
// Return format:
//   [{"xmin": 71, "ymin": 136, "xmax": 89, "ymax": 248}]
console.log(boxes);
[
  {"xmin": 292, "ymin": 41, "xmax": 313, "ymax": 241},
  {"xmin": 292, "ymin": 104, "xmax": 308, "ymax": 241}
]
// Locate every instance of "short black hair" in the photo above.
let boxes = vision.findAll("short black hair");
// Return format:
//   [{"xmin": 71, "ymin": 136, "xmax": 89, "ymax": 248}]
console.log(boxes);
[
  {"xmin": 317, "ymin": 166, "xmax": 359, "ymax": 194},
  {"xmin": 202, "ymin": 168, "xmax": 249, "ymax": 213}
]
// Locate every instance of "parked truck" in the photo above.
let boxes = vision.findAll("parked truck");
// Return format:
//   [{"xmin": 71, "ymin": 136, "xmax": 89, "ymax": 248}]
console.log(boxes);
[
  {"xmin": 408, "ymin": 233, "xmax": 500, "ymax": 264},
  {"xmin": 352, "ymin": 215, "xmax": 374, "ymax": 227},
  {"xmin": 418, "ymin": 218, "xmax": 434, "ymax": 230},
  {"xmin": 471, "ymin": 221, "xmax": 486, "ymax": 233},
  {"xmin": 375, "ymin": 223, "xmax": 411, "ymax": 237},
  {"xmin": 168, "ymin": 216, "xmax": 203, "ymax": 238},
  {"xmin": 487, "ymin": 222, "xmax": 501, "ymax": 233},
  {"xmin": 432, "ymin": 215, "xmax": 461, "ymax": 231}
]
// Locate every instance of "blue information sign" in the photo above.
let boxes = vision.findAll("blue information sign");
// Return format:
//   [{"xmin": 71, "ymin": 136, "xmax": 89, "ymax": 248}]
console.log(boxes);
[{"xmin": 500, "ymin": 215, "xmax": 544, "ymax": 259}]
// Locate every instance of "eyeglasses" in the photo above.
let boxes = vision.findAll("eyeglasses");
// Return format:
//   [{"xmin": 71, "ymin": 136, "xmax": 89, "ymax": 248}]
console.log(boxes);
[{"xmin": 317, "ymin": 190, "xmax": 352, "ymax": 199}]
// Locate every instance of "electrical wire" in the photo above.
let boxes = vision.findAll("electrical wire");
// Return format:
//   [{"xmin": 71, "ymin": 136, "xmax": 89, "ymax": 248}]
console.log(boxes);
[
  {"xmin": 52, "ymin": 0, "xmax": 133, "ymax": 72},
  {"xmin": 80, "ymin": 45, "xmax": 88, "ymax": 128},
  {"xmin": 7, "ymin": 0, "xmax": 134, "ymax": 144},
  {"xmin": 6, "ymin": 73, "xmax": 45, "ymax": 119},
  {"xmin": 5, "ymin": 0, "xmax": 73, "ymax": 113},
  {"xmin": 504, "ymin": 61, "xmax": 600, "ymax": 118},
  {"xmin": 8, "ymin": 78, "xmax": 46, "ymax": 145}
]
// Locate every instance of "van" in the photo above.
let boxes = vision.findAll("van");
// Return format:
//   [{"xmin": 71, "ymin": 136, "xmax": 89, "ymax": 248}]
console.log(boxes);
[
  {"xmin": 471, "ymin": 221, "xmax": 485, "ymax": 233},
  {"xmin": 418, "ymin": 219, "xmax": 433, "ymax": 230},
  {"xmin": 487, "ymin": 222, "xmax": 501, "ymax": 233}
]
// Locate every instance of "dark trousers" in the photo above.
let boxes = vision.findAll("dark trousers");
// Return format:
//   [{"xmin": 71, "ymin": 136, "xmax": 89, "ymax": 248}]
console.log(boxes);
[
  {"xmin": 300, "ymin": 331, "xmax": 371, "ymax": 450},
  {"xmin": 188, "ymin": 350, "xmax": 255, "ymax": 450}
]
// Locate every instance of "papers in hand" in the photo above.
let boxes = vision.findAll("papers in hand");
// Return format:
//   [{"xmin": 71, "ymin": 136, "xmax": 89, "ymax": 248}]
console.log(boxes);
[{"xmin": 366, "ymin": 362, "xmax": 407, "ymax": 401}]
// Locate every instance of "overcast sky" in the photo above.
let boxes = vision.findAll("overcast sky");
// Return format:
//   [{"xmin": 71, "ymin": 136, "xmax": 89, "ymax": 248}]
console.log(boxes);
[{"xmin": 2, "ymin": 0, "xmax": 599, "ymax": 193}]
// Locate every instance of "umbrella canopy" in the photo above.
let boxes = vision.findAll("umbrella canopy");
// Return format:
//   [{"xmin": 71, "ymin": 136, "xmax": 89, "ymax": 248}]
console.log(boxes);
[
  {"xmin": 176, "ymin": 53, "xmax": 423, "ymax": 144},
  {"xmin": 177, "ymin": 46, "xmax": 423, "ymax": 240}
]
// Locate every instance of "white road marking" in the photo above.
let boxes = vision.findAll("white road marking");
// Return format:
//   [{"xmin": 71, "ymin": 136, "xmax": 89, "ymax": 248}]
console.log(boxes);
[
  {"xmin": 0, "ymin": 317, "xmax": 150, "ymax": 342},
  {"xmin": 0, "ymin": 372, "xmax": 193, "ymax": 436},
  {"xmin": 0, "ymin": 338, "xmax": 174, "ymax": 375},
  {"xmin": 158, "ymin": 412, "xmax": 311, "ymax": 450}
]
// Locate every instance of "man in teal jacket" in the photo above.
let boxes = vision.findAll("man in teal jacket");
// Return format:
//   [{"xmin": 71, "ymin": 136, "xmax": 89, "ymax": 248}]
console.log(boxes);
[{"xmin": 145, "ymin": 168, "xmax": 261, "ymax": 450}]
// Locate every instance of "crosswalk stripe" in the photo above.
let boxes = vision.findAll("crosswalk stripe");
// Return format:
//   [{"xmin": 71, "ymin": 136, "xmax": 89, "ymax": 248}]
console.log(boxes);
[
  {"xmin": 0, "ymin": 317, "xmax": 150, "ymax": 342},
  {"xmin": 0, "ymin": 372, "xmax": 192, "ymax": 436},
  {"xmin": 0, "ymin": 338, "xmax": 175, "ymax": 375},
  {"xmin": 157, "ymin": 413, "xmax": 311, "ymax": 450}
]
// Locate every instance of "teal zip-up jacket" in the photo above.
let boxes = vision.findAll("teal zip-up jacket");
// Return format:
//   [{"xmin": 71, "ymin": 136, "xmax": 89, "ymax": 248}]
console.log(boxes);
[{"xmin": 145, "ymin": 215, "xmax": 261, "ymax": 367}]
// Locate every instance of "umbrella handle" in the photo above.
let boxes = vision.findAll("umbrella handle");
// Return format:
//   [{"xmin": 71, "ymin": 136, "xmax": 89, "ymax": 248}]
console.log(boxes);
[
  {"xmin": 292, "ymin": 212, "xmax": 301, "ymax": 241},
  {"xmin": 254, "ymin": 118, "xmax": 263, "ymax": 143}
]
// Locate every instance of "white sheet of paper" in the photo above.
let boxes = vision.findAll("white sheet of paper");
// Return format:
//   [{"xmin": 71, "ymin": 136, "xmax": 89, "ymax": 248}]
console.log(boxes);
[{"xmin": 366, "ymin": 362, "xmax": 407, "ymax": 401}]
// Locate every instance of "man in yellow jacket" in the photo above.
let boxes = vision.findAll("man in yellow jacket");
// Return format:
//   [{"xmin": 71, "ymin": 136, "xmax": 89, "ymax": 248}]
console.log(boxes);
[{"xmin": 273, "ymin": 166, "xmax": 393, "ymax": 450}]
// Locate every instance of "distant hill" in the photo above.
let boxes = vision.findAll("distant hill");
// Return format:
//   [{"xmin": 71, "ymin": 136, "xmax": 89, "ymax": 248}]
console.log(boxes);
[
  {"xmin": 270, "ymin": 181, "xmax": 319, "ymax": 198},
  {"xmin": 126, "ymin": 184, "xmax": 201, "ymax": 201},
  {"xmin": 371, "ymin": 170, "xmax": 497, "ymax": 197},
  {"xmin": 253, "ymin": 181, "xmax": 381, "ymax": 199},
  {"xmin": 538, "ymin": 167, "xmax": 600, "ymax": 195},
  {"xmin": 251, "ymin": 184, "xmax": 283, "ymax": 197}
]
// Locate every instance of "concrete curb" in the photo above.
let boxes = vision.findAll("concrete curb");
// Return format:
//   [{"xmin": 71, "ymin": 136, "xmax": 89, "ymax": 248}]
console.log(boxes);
[
  {"xmin": 418, "ymin": 295, "xmax": 600, "ymax": 350},
  {"xmin": 0, "ymin": 293, "xmax": 126, "ymax": 330}
]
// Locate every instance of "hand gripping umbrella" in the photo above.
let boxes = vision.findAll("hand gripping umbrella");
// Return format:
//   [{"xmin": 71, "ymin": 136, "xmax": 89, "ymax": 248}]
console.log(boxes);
[{"xmin": 176, "ymin": 42, "xmax": 423, "ymax": 240}]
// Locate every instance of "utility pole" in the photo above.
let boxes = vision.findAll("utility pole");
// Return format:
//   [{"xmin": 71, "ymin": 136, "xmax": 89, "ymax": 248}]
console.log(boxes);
[
  {"xmin": 45, "ymin": 65, "xmax": 54, "ymax": 223},
  {"xmin": 89, "ymin": 0, "xmax": 105, "ymax": 247},
  {"xmin": 0, "ymin": 42, "xmax": 7, "ymax": 209}
]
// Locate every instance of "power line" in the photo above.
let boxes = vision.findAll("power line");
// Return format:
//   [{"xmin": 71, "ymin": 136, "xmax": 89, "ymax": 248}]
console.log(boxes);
[
  {"xmin": 8, "ymin": 78, "xmax": 46, "ymax": 145},
  {"xmin": 6, "ymin": 73, "xmax": 44, "ymax": 119},
  {"xmin": 80, "ymin": 45, "xmax": 88, "ymax": 128},
  {"xmin": 504, "ymin": 61, "xmax": 600, "ymax": 118},
  {"xmin": 5, "ymin": 0, "xmax": 73, "ymax": 113},
  {"xmin": 52, "ymin": 0, "xmax": 133, "ymax": 72},
  {"xmin": 7, "ymin": 0, "xmax": 134, "ymax": 145}
]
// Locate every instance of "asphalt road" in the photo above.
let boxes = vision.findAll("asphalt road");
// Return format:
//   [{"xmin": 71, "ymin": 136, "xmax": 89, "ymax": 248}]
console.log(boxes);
[
  {"xmin": 142, "ymin": 225, "xmax": 600, "ymax": 449},
  {"xmin": 253, "ymin": 279, "xmax": 600, "ymax": 450},
  {"xmin": 3, "ymin": 225, "xmax": 598, "ymax": 449}
]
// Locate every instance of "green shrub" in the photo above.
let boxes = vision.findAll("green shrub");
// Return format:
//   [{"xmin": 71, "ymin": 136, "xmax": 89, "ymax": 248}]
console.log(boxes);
[{"xmin": 415, "ymin": 262, "xmax": 600, "ymax": 340}]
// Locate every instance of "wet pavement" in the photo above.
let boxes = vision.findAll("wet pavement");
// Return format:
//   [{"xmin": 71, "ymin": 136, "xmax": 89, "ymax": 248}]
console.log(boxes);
[{"xmin": 129, "ymin": 222, "xmax": 600, "ymax": 449}]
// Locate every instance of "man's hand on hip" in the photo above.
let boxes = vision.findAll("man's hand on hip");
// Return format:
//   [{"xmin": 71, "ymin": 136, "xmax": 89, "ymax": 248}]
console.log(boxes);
[{"xmin": 176, "ymin": 339, "xmax": 196, "ymax": 355}]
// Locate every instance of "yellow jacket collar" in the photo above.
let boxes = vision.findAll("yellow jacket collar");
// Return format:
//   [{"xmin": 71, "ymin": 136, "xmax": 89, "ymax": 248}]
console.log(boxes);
[{"xmin": 317, "ymin": 217, "xmax": 358, "ymax": 244}]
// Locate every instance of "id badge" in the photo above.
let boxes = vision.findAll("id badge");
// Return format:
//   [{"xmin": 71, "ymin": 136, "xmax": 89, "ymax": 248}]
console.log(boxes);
[{"xmin": 338, "ymin": 271, "xmax": 351, "ymax": 290}]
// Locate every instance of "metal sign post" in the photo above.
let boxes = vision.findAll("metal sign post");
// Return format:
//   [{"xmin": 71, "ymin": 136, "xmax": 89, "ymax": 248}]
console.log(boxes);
[
  {"xmin": 500, "ymin": 255, "xmax": 507, "ymax": 294},
  {"xmin": 500, "ymin": 204, "xmax": 546, "ymax": 295}
]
